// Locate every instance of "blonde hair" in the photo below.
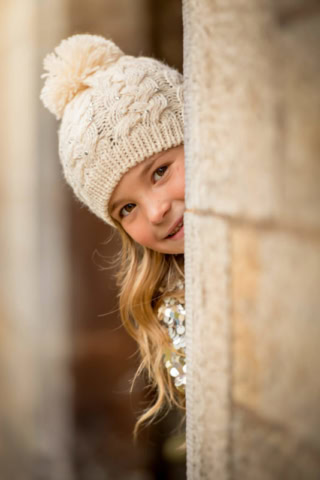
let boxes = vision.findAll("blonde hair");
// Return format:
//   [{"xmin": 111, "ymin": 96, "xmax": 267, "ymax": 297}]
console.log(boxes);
[{"xmin": 115, "ymin": 225, "xmax": 186, "ymax": 440}]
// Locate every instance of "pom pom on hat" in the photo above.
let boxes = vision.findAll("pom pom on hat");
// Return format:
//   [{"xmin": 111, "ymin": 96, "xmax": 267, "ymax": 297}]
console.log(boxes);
[{"xmin": 40, "ymin": 34, "xmax": 124, "ymax": 120}]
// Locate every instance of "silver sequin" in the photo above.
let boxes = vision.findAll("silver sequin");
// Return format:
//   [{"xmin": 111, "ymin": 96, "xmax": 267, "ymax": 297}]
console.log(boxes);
[{"xmin": 158, "ymin": 280, "xmax": 186, "ymax": 392}]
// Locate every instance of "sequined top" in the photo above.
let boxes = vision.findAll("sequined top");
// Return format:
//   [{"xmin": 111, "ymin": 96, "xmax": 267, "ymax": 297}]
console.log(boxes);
[{"xmin": 157, "ymin": 283, "xmax": 186, "ymax": 393}]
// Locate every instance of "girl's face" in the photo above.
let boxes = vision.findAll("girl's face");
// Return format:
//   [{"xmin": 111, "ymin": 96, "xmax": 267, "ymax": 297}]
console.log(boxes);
[{"xmin": 109, "ymin": 145, "xmax": 185, "ymax": 254}]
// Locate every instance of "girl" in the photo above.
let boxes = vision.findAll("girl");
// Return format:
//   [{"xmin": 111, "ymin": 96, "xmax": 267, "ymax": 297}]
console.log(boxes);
[{"xmin": 40, "ymin": 34, "xmax": 186, "ymax": 440}]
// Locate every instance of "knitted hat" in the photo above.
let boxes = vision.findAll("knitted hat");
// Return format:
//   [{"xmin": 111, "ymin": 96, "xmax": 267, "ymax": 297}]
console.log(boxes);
[{"xmin": 40, "ymin": 34, "xmax": 184, "ymax": 226}]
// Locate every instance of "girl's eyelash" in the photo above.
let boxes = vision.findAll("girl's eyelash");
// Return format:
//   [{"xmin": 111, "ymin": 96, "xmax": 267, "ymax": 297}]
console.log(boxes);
[
  {"xmin": 153, "ymin": 165, "xmax": 168, "ymax": 182},
  {"xmin": 119, "ymin": 203, "xmax": 136, "ymax": 218}
]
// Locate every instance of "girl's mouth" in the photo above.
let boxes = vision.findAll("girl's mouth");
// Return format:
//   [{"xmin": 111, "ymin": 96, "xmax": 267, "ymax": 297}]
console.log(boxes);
[{"xmin": 166, "ymin": 220, "xmax": 184, "ymax": 240}]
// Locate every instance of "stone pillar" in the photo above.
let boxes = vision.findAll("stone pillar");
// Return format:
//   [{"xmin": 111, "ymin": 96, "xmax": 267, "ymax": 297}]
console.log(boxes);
[
  {"xmin": 0, "ymin": 1, "xmax": 73, "ymax": 479},
  {"xmin": 183, "ymin": 0, "xmax": 320, "ymax": 478}
]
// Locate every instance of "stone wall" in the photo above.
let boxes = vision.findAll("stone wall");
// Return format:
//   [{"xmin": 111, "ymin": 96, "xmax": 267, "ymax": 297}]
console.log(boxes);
[{"xmin": 183, "ymin": 0, "xmax": 320, "ymax": 478}]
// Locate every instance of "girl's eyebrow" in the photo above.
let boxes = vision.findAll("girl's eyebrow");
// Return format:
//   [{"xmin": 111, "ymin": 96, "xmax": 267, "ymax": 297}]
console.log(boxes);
[
  {"xmin": 110, "ymin": 152, "xmax": 167, "ymax": 215},
  {"xmin": 110, "ymin": 197, "xmax": 128, "ymax": 216},
  {"xmin": 139, "ymin": 150, "xmax": 167, "ymax": 178}
]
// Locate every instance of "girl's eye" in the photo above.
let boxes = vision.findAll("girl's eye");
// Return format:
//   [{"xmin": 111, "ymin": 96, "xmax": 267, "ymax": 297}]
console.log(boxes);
[
  {"xmin": 153, "ymin": 165, "xmax": 168, "ymax": 182},
  {"xmin": 120, "ymin": 203, "xmax": 136, "ymax": 217}
]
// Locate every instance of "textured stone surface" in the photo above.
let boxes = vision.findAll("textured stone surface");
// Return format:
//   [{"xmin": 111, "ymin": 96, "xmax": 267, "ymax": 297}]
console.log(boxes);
[
  {"xmin": 185, "ymin": 212, "xmax": 231, "ymax": 480},
  {"xmin": 231, "ymin": 226, "xmax": 320, "ymax": 477},
  {"xmin": 184, "ymin": 0, "xmax": 320, "ymax": 230},
  {"xmin": 232, "ymin": 404, "xmax": 320, "ymax": 480},
  {"xmin": 277, "ymin": 13, "xmax": 320, "ymax": 229},
  {"xmin": 184, "ymin": 1, "xmax": 282, "ymax": 219},
  {"xmin": 183, "ymin": 0, "xmax": 320, "ymax": 478}
]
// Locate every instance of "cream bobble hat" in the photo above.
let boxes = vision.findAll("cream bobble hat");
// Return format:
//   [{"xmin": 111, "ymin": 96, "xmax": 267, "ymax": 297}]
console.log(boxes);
[{"xmin": 40, "ymin": 34, "xmax": 184, "ymax": 226}]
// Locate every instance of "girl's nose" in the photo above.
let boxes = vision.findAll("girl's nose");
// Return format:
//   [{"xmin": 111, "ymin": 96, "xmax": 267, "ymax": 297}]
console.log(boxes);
[{"xmin": 147, "ymin": 199, "xmax": 171, "ymax": 224}]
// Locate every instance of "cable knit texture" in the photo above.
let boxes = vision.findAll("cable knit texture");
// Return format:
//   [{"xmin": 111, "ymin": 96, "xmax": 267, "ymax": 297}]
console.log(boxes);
[{"xmin": 40, "ymin": 34, "xmax": 184, "ymax": 226}]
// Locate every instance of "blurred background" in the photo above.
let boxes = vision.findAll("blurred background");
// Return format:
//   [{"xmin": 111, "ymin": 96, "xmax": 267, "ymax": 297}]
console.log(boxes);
[{"xmin": 0, "ymin": 1, "xmax": 185, "ymax": 479}]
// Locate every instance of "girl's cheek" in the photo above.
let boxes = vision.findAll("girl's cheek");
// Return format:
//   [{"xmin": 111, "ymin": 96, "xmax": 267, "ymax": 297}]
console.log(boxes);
[
  {"xmin": 173, "ymin": 162, "xmax": 185, "ymax": 197},
  {"xmin": 171, "ymin": 175, "xmax": 185, "ymax": 200},
  {"xmin": 136, "ymin": 231, "xmax": 154, "ymax": 248},
  {"xmin": 125, "ymin": 221, "xmax": 153, "ymax": 248}
]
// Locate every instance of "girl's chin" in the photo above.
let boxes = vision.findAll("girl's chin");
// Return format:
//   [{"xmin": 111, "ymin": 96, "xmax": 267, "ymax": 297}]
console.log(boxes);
[
  {"xmin": 142, "ymin": 243, "xmax": 184, "ymax": 255},
  {"xmin": 134, "ymin": 237, "xmax": 184, "ymax": 255},
  {"xmin": 159, "ymin": 240, "xmax": 185, "ymax": 255}
]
